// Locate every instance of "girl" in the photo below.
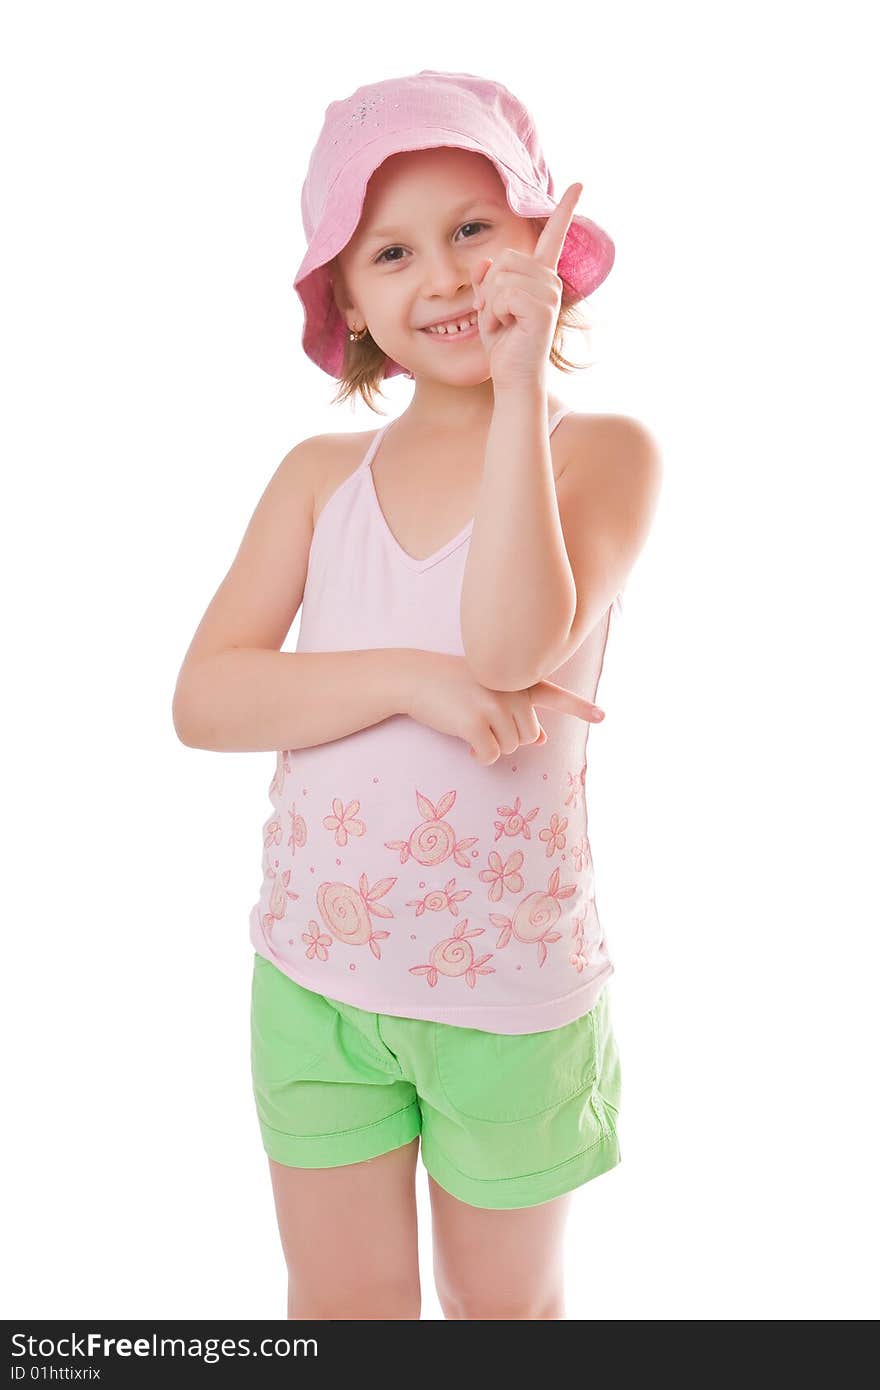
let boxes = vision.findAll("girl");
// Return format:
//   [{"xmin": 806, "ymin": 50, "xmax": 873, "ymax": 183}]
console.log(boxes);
[{"xmin": 172, "ymin": 69, "xmax": 661, "ymax": 1320}]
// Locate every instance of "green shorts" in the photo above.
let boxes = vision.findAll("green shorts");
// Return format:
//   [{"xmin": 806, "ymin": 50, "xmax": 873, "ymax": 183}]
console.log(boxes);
[{"xmin": 250, "ymin": 952, "xmax": 622, "ymax": 1211}]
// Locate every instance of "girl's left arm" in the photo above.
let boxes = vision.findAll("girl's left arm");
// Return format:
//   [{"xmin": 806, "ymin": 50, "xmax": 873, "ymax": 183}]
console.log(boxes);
[{"xmin": 460, "ymin": 387, "xmax": 662, "ymax": 691}]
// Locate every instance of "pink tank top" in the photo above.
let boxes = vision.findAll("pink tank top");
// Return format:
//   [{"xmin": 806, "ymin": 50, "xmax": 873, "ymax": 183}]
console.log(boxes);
[{"xmin": 249, "ymin": 404, "xmax": 622, "ymax": 1033}]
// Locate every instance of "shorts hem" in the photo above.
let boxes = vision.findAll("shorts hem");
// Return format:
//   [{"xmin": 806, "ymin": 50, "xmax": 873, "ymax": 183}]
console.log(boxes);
[
  {"xmin": 257, "ymin": 1099, "xmax": 421, "ymax": 1169},
  {"xmin": 420, "ymin": 1127, "xmax": 622, "ymax": 1210}
]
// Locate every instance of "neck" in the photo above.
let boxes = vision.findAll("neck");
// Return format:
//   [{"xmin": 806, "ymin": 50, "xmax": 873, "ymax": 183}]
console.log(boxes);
[{"xmin": 402, "ymin": 376, "xmax": 554, "ymax": 433}]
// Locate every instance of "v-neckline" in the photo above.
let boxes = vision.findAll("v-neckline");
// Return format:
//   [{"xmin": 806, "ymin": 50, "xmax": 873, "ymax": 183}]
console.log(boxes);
[{"xmin": 362, "ymin": 404, "xmax": 572, "ymax": 574}]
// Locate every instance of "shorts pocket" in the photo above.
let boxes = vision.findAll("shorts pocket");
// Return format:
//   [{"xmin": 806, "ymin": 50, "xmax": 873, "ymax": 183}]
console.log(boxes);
[
  {"xmin": 434, "ymin": 1005, "xmax": 598, "ymax": 1123},
  {"xmin": 250, "ymin": 951, "xmax": 336, "ymax": 1084}
]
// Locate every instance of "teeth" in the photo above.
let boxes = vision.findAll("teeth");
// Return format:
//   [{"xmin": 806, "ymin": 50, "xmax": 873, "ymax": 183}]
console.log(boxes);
[{"xmin": 424, "ymin": 315, "xmax": 478, "ymax": 334}]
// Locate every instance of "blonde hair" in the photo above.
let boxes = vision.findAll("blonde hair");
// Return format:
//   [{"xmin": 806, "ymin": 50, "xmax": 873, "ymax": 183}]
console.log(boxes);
[{"xmin": 327, "ymin": 221, "xmax": 597, "ymax": 415}]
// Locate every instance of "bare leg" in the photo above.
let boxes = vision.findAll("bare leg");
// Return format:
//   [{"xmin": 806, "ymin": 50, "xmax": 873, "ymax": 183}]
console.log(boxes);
[
  {"xmin": 268, "ymin": 1136, "xmax": 421, "ymax": 1319},
  {"xmin": 428, "ymin": 1174, "xmax": 572, "ymax": 1319}
]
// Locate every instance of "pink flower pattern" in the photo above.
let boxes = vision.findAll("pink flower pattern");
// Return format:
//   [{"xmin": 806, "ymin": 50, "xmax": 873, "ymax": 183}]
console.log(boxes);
[
  {"xmin": 322, "ymin": 797, "xmax": 366, "ymax": 847},
  {"xmin": 478, "ymin": 849, "xmax": 525, "ymax": 901},
  {"xmin": 385, "ymin": 789, "xmax": 477, "ymax": 868},
  {"xmin": 260, "ymin": 858, "xmax": 300, "ymax": 938},
  {"xmin": 538, "ymin": 811, "xmax": 568, "ymax": 858},
  {"xmin": 409, "ymin": 919, "xmax": 495, "ymax": 990},
  {"xmin": 489, "ymin": 866, "xmax": 576, "ymax": 967},
  {"xmin": 569, "ymin": 915, "xmax": 591, "ymax": 972},
  {"xmin": 303, "ymin": 920, "xmax": 332, "ymax": 962},
  {"xmin": 288, "ymin": 800, "xmax": 307, "ymax": 856},
  {"xmin": 256, "ymin": 763, "xmax": 607, "ymax": 989},
  {"xmin": 565, "ymin": 762, "xmax": 587, "ymax": 811},
  {"xmin": 405, "ymin": 877, "xmax": 471, "ymax": 916},
  {"xmin": 493, "ymin": 795, "xmax": 539, "ymax": 841}
]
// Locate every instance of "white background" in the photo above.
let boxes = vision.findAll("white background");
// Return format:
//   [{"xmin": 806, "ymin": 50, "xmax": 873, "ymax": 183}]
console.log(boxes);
[{"xmin": 3, "ymin": 0, "xmax": 878, "ymax": 1321}]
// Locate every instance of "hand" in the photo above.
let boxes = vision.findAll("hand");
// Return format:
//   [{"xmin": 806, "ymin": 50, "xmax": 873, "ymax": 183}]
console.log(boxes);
[
  {"xmin": 400, "ymin": 652, "xmax": 605, "ymax": 767},
  {"xmin": 469, "ymin": 182, "xmax": 582, "ymax": 391}
]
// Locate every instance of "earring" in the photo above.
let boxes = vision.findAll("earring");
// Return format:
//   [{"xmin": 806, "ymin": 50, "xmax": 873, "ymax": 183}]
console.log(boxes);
[{"xmin": 349, "ymin": 324, "xmax": 368, "ymax": 342}]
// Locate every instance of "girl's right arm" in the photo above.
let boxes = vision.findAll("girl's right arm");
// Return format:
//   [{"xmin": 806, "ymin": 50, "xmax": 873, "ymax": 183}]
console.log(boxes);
[
  {"xmin": 173, "ymin": 646, "xmax": 423, "ymax": 752},
  {"xmin": 171, "ymin": 435, "xmax": 421, "ymax": 753}
]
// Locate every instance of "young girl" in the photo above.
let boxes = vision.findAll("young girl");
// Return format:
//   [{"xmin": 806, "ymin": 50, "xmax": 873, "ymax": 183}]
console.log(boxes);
[{"xmin": 173, "ymin": 69, "xmax": 661, "ymax": 1320}]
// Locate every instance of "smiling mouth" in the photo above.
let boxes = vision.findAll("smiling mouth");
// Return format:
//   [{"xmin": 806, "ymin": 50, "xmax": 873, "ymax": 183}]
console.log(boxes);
[{"xmin": 419, "ymin": 313, "xmax": 480, "ymax": 337}]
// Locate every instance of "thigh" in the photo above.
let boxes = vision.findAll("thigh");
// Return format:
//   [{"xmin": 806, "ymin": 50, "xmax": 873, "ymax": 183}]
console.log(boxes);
[
  {"xmin": 269, "ymin": 1137, "xmax": 422, "ymax": 1318},
  {"xmin": 415, "ymin": 989, "xmax": 622, "ymax": 1211},
  {"xmin": 251, "ymin": 952, "xmax": 422, "ymax": 1168},
  {"xmin": 428, "ymin": 1177, "xmax": 571, "ymax": 1320}
]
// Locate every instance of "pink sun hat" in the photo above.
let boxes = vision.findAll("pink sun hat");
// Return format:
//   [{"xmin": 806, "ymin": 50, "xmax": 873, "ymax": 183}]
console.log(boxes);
[{"xmin": 292, "ymin": 69, "xmax": 616, "ymax": 379}]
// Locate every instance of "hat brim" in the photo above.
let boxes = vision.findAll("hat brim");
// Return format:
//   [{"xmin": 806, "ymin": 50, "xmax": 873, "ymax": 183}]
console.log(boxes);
[{"xmin": 293, "ymin": 127, "xmax": 615, "ymax": 379}]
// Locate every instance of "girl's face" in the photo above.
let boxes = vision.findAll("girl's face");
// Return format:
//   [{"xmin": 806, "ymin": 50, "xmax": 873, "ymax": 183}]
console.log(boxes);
[{"xmin": 332, "ymin": 147, "xmax": 543, "ymax": 382}]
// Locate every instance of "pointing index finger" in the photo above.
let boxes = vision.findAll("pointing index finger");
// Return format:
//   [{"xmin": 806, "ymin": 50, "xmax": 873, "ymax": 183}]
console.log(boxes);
[
  {"xmin": 530, "ymin": 678, "xmax": 605, "ymax": 722},
  {"xmin": 532, "ymin": 182, "xmax": 583, "ymax": 271}
]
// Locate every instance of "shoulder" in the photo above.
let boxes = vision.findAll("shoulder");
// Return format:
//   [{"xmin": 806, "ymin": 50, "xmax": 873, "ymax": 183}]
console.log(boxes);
[
  {"xmin": 558, "ymin": 411, "xmax": 663, "ymax": 498},
  {"xmin": 277, "ymin": 428, "xmax": 371, "ymax": 475},
  {"xmin": 555, "ymin": 413, "xmax": 663, "ymax": 573},
  {"xmin": 547, "ymin": 414, "xmax": 662, "ymax": 637},
  {"xmin": 276, "ymin": 428, "xmax": 379, "ymax": 528}
]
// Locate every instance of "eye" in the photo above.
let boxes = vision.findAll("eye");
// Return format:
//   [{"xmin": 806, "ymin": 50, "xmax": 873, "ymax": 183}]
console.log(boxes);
[
  {"xmin": 372, "ymin": 221, "xmax": 490, "ymax": 265},
  {"xmin": 458, "ymin": 221, "xmax": 490, "ymax": 242}
]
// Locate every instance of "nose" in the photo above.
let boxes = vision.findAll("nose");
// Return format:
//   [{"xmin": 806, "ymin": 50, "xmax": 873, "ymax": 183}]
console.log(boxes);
[{"xmin": 419, "ymin": 246, "xmax": 473, "ymax": 302}]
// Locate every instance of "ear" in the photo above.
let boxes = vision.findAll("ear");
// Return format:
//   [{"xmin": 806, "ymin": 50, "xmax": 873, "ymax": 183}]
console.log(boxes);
[{"xmin": 328, "ymin": 259, "xmax": 355, "ymax": 316}]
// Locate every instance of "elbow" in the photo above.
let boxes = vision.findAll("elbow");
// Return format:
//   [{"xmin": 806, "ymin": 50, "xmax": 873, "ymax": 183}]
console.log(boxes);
[
  {"xmin": 462, "ymin": 645, "xmax": 551, "ymax": 692},
  {"xmin": 461, "ymin": 597, "xmax": 576, "ymax": 691},
  {"xmin": 172, "ymin": 696, "xmax": 195, "ymax": 747},
  {"xmin": 463, "ymin": 623, "xmax": 574, "ymax": 692},
  {"xmin": 172, "ymin": 671, "xmax": 200, "ymax": 748}
]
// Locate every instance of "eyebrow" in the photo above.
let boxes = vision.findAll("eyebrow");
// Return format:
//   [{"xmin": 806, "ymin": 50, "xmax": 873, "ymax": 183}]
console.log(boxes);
[{"xmin": 361, "ymin": 196, "xmax": 507, "ymax": 245}]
